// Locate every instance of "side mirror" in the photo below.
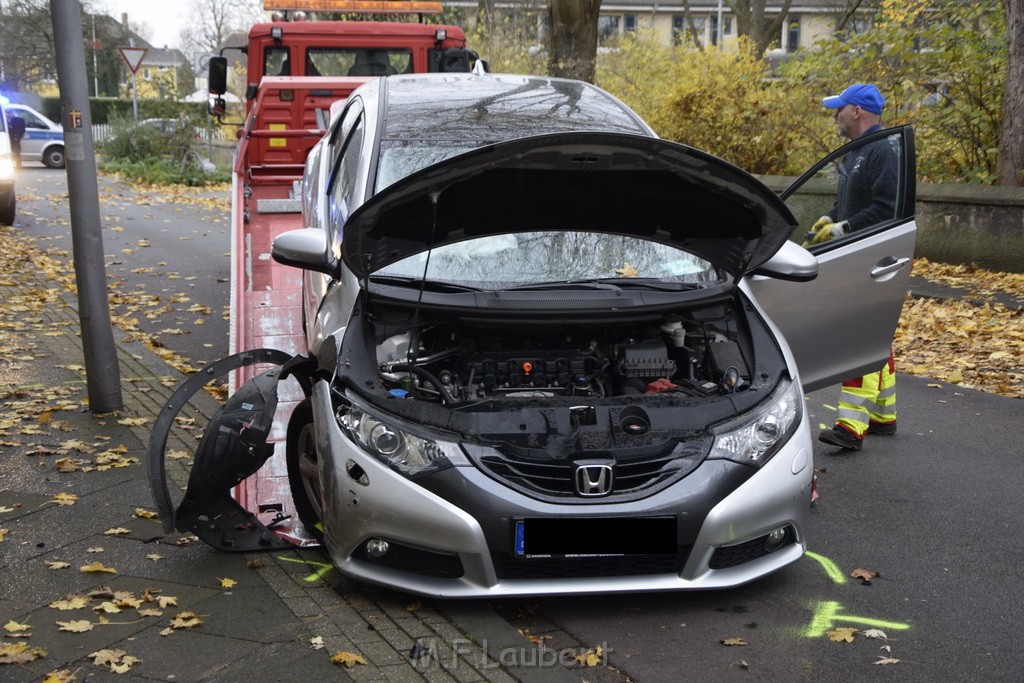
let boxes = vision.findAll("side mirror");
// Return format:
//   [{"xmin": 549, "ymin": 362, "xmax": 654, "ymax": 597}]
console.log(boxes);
[
  {"xmin": 8, "ymin": 116, "xmax": 26, "ymax": 140},
  {"xmin": 751, "ymin": 241, "xmax": 819, "ymax": 282},
  {"xmin": 208, "ymin": 97, "xmax": 226, "ymax": 117},
  {"xmin": 272, "ymin": 228, "xmax": 338, "ymax": 277},
  {"xmin": 208, "ymin": 56, "xmax": 228, "ymax": 96},
  {"xmin": 439, "ymin": 48, "xmax": 472, "ymax": 73}
]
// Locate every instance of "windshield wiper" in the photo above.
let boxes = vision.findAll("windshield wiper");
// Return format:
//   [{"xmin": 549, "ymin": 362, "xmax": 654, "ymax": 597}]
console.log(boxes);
[
  {"xmin": 369, "ymin": 275, "xmax": 481, "ymax": 293},
  {"xmin": 506, "ymin": 278, "xmax": 691, "ymax": 292}
]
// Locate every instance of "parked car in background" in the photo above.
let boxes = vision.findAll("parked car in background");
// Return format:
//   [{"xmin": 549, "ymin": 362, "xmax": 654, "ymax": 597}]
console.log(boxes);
[
  {"xmin": 0, "ymin": 99, "xmax": 16, "ymax": 224},
  {"xmin": 3, "ymin": 103, "xmax": 65, "ymax": 168}
]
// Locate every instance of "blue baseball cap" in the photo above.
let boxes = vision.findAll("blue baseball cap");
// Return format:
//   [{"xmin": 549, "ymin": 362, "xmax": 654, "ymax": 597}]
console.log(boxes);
[{"xmin": 822, "ymin": 84, "xmax": 885, "ymax": 115}]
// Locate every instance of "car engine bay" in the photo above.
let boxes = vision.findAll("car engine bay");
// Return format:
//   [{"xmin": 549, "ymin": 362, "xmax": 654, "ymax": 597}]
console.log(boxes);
[{"xmin": 372, "ymin": 302, "xmax": 759, "ymax": 406}]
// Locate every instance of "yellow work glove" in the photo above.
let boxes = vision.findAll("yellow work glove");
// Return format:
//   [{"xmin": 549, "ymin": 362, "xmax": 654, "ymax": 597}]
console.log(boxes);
[
  {"xmin": 802, "ymin": 216, "xmax": 831, "ymax": 246},
  {"xmin": 809, "ymin": 218, "xmax": 848, "ymax": 245}
]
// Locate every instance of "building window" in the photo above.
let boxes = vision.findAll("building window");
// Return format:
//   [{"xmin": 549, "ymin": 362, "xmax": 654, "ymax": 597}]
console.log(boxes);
[
  {"xmin": 623, "ymin": 14, "xmax": 637, "ymax": 33},
  {"xmin": 724, "ymin": 17, "xmax": 732, "ymax": 35},
  {"xmin": 598, "ymin": 15, "xmax": 620, "ymax": 45},
  {"xmin": 846, "ymin": 17, "xmax": 871, "ymax": 35},
  {"xmin": 786, "ymin": 16, "xmax": 800, "ymax": 52},
  {"xmin": 690, "ymin": 17, "xmax": 707, "ymax": 46},
  {"xmin": 710, "ymin": 15, "xmax": 720, "ymax": 45},
  {"xmin": 672, "ymin": 15, "xmax": 685, "ymax": 45}
]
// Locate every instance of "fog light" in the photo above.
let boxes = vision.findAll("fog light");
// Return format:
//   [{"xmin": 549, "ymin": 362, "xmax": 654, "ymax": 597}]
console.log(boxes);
[
  {"xmin": 366, "ymin": 539, "xmax": 390, "ymax": 558},
  {"xmin": 764, "ymin": 526, "xmax": 788, "ymax": 552}
]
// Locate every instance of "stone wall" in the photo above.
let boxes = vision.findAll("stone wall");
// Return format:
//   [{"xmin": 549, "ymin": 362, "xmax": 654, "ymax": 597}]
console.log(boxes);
[{"xmin": 759, "ymin": 177, "xmax": 1024, "ymax": 274}]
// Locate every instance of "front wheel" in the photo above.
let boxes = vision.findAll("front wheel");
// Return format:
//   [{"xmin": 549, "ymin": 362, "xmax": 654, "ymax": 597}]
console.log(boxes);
[
  {"xmin": 286, "ymin": 398, "xmax": 325, "ymax": 542},
  {"xmin": 43, "ymin": 146, "xmax": 65, "ymax": 168}
]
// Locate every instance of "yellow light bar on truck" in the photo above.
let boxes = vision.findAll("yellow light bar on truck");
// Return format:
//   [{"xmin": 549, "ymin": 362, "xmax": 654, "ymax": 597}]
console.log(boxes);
[{"xmin": 264, "ymin": 1, "xmax": 443, "ymax": 13}]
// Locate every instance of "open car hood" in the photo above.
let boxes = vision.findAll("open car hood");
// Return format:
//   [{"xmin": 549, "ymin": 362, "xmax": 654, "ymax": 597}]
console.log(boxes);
[{"xmin": 343, "ymin": 132, "xmax": 798, "ymax": 279}]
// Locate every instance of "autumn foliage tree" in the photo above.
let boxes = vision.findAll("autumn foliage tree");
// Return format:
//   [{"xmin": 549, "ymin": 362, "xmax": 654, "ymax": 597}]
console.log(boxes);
[{"xmin": 779, "ymin": 0, "xmax": 1007, "ymax": 183}]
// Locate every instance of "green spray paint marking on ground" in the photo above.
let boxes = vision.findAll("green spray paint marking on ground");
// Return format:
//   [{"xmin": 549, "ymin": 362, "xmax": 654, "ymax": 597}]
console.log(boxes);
[
  {"xmin": 804, "ymin": 551, "xmax": 847, "ymax": 585},
  {"xmin": 279, "ymin": 556, "xmax": 335, "ymax": 582},
  {"xmin": 803, "ymin": 600, "xmax": 911, "ymax": 638}
]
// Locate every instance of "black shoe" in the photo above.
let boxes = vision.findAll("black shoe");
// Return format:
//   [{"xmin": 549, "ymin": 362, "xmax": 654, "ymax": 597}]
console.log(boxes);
[
  {"xmin": 867, "ymin": 421, "xmax": 897, "ymax": 435},
  {"xmin": 818, "ymin": 426, "xmax": 863, "ymax": 451}
]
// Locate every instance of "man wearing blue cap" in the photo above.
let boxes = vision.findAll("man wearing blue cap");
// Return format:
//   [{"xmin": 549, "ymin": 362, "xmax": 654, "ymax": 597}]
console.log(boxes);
[
  {"xmin": 807, "ymin": 83, "xmax": 898, "ymax": 245},
  {"xmin": 813, "ymin": 83, "xmax": 899, "ymax": 451}
]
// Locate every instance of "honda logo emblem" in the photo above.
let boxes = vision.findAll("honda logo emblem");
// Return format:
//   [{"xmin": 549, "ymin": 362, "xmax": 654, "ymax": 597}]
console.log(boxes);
[{"xmin": 574, "ymin": 462, "xmax": 614, "ymax": 497}]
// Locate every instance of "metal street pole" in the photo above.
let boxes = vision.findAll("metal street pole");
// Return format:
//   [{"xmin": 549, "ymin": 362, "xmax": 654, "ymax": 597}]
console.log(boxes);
[
  {"xmin": 132, "ymin": 71, "xmax": 139, "ymax": 119},
  {"xmin": 49, "ymin": 0, "xmax": 123, "ymax": 413},
  {"xmin": 91, "ymin": 13, "xmax": 100, "ymax": 97}
]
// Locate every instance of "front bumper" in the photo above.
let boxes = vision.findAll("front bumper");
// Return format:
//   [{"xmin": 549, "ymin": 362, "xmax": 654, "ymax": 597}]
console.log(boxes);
[{"xmin": 311, "ymin": 381, "xmax": 813, "ymax": 598}]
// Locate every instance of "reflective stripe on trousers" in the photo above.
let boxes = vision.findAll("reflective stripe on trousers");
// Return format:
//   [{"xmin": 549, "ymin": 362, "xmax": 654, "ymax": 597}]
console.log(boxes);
[{"xmin": 836, "ymin": 349, "xmax": 896, "ymax": 438}]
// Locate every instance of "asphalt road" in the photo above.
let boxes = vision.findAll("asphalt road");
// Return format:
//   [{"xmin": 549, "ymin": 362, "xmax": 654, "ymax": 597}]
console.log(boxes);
[
  {"xmin": 12, "ymin": 165, "xmax": 1024, "ymax": 681},
  {"xmin": 14, "ymin": 163, "xmax": 230, "ymax": 370}
]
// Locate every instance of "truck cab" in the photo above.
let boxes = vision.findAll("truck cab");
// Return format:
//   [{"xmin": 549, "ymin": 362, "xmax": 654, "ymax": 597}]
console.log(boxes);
[{"xmin": 207, "ymin": 3, "xmax": 479, "ymax": 119}]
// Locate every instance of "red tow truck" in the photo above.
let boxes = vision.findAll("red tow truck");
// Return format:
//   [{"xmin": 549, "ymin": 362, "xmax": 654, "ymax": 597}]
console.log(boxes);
[{"xmin": 149, "ymin": 2, "xmax": 481, "ymax": 549}]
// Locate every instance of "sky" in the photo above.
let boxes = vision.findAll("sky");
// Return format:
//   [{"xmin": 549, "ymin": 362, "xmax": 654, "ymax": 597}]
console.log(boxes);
[{"xmin": 100, "ymin": 2, "xmax": 188, "ymax": 50}]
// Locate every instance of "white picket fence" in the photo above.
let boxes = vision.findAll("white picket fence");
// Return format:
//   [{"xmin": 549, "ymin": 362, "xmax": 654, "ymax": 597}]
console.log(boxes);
[{"xmin": 91, "ymin": 123, "xmax": 235, "ymax": 144}]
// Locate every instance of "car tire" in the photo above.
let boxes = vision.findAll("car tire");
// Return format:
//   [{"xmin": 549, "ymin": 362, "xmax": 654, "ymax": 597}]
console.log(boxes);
[
  {"xmin": 43, "ymin": 146, "xmax": 66, "ymax": 169},
  {"xmin": 286, "ymin": 398, "xmax": 325, "ymax": 542},
  {"xmin": 0, "ymin": 195, "xmax": 15, "ymax": 225}
]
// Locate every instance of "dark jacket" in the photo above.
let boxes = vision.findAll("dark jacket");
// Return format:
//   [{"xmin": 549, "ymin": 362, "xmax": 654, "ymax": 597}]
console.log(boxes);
[{"xmin": 830, "ymin": 123, "xmax": 899, "ymax": 232}]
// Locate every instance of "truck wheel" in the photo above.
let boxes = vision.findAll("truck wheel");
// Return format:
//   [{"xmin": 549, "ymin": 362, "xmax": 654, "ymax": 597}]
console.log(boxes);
[
  {"xmin": 0, "ymin": 196, "xmax": 15, "ymax": 225},
  {"xmin": 286, "ymin": 398, "xmax": 325, "ymax": 542},
  {"xmin": 43, "ymin": 146, "xmax": 66, "ymax": 168}
]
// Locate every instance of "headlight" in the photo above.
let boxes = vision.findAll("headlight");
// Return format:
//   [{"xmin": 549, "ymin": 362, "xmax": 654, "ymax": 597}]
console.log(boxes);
[
  {"xmin": 336, "ymin": 399, "xmax": 468, "ymax": 477},
  {"xmin": 707, "ymin": 379, "xmax": 802, "ymax": 466},
  {"xmin": 0, "ymin": 154, "xmax": 14, "ymax": 180}
]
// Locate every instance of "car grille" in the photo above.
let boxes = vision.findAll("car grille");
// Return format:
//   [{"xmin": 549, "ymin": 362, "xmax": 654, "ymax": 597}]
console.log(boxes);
[
  {"xmin": 492, "ymin": 547, "xmax": 691, "ymax": 579},
  {"xmin": 476, "ymin": 448, "xmax": 702, "ymax": 502}
]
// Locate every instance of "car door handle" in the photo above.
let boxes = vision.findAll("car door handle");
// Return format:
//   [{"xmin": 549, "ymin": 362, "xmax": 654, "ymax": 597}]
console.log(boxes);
[{"xmin": 870, "ymin": 256, "xmax": 911, "ymax": 279}]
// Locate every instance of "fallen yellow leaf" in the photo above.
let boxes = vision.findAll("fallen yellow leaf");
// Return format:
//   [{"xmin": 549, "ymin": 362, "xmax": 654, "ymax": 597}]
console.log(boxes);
[
  {"xmin": 51, "ymin": 492, "xmax": 78, "ymax": 506},
  {"xmin": 218, "ymin": 577, "xmax": 237, "ymax": 589},
  {"xmin": 0, "ymin": 641, "xmax": 47, "ymax": 664},
  {"xmin": 826, "ymin": 627, "xmax": 858, "ymax": 643},
  {"xmin": 49, "ymin": 596, "xmax": 89, "ymax": 611},
  {"xmin": 169, "ymin": 611, "xmax": 203, "ymax": 629},
  {"xmin": 80, "ymin": 562, "xmax": 117, "ymax": 574},
  {"xmin": 330, "ymin": 651, "xmax": 367, "ymax": 668},
  {"xmin": 3, "ymin": 620, "xmax": 31, "ymax": 634},
  {"xmin": 56, "ymin": 620, "xmax": 93, "ymax": 633},
  {"xmin": 44, "ymin": 561, "xmax": 71, "ymax": 570}
]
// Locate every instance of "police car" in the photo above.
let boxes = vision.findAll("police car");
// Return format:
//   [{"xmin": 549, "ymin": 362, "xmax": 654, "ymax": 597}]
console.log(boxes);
[{"xmin": 4, "ymin": 103, "xmax": 65, "ymax": 168}]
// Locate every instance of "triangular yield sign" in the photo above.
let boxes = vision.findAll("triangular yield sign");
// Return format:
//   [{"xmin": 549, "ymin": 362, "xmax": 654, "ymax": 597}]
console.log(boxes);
[{"xmin": 118, "ymin": 46, "xmax": 148, "ymax": 74}]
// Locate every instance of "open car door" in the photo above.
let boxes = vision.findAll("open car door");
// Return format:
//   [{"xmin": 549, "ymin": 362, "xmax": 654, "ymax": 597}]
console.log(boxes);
[{"xmin": 748, "ymin": 125, "xmax": 916, "ymax": 392}]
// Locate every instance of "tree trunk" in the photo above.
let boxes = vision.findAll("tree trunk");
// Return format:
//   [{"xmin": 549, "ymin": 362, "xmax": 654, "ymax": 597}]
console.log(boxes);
[
  {"xmin": 997, "ymin": 0, "xmax": 1023, "ymax": 186},
  {"xmin": 478, "ymin": 0, "xmax": 497, "ymax": 29},
  {"xmin": 547, "ymin": 0, "xmax": 602, "ymax": 83},
  {"xmin": 727, "ymin": 0, "xmax": 794, "ymax": 55}
]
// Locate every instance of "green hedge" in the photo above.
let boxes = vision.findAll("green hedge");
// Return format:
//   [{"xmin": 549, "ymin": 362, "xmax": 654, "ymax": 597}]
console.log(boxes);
[{"xmin": 38, "ymin": 98, "xmax": 207, "ymax": 125}]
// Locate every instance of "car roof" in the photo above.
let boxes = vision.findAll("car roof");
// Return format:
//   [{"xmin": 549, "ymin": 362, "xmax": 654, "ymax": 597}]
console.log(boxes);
[
  {"xmin": 380, "ymin": 73, "xmax": 651, "ymax": 141},
  {"xmin": 379, "ymin": 73, "xmax": 654, "ymax": 141}
]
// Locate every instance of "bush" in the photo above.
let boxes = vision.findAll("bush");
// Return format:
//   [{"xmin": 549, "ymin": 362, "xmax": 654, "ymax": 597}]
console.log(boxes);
[
  {"xmin": 597, "ymin": 33, "xmax": 825, "ymax": 175},
  {"xmin": 101, "ymin": 157, "xmax": 229, "ymax": 187},
  {"xmin": 101, "ymin": 117, "xmax": 201, "ymax": 163}
]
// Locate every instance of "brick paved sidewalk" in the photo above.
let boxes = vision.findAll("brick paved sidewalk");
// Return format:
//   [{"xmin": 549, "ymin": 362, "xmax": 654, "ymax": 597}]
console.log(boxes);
[{"xmin": 0, "ymin": 248, "xmax": 582, "ymax": 682}]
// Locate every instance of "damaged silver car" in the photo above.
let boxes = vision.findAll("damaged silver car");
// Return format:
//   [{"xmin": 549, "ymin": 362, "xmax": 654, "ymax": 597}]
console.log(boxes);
[{"xmin": 151, "ymin": 74, "xmax": 916, "ymax": 597}]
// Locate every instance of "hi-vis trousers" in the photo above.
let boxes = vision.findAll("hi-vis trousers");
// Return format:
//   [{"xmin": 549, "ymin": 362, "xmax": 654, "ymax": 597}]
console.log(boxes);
[{"xmin": 836, "ymin": 349, "xmax": 896, "ymax": 438}]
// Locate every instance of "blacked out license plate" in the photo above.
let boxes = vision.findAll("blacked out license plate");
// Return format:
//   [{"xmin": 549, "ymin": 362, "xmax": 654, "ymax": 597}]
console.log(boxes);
[{"xmin": 514, "ymin": 517, "xmax": 677, "ymax": 557}]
